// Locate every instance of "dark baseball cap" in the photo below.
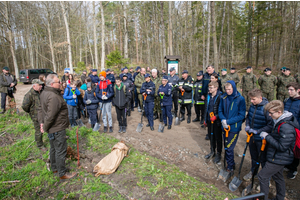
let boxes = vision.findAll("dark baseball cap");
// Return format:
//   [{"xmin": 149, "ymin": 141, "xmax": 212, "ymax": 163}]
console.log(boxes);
[
  {"xmin": 230, "ymin": 67, "xmax": 236, "ymax": 70},
  {"xmin": 122, "ymin": 73, "xmax": 128, "ymax": 77},
  {"xmin": 162, "ymin": 76, "xmax": 168, "ymax": 80},
  {"xmin": 135, "ymin": 66, "xmax": 141, "ymax": 71},
  {"xmin": 106, "ymin": 69, "xmax": 111, "ymax": 72},
  {"xmin": 197, "ymin": 71, "xmax": 203, "ymax": 76},
  {"xmin": 169, "ymin": 67, "xmax": 176, "ymax": 72},
  {"xmin": 92, "ymin": 69, "xmax": 97, "ymax": 72},
  {"xmin": 246, "ymin": 66, "xmax": 252, "ymax": 69},
  {"xmin": 182, "ymin": 70, "xmax": 188, "ymax": 74},
  {"xmin": 3, "ymin": 66, "xmax": 9, "ymax": 71},
  {"xmin": 264, "ymin": 68, "xmax": 271, "ymax": 72},
  {"xmin": 285, "ymin": 68, "xmax": 291, "ymax": 71},
  {"xmin": 144, "ymin": 73, "xmax": 150, "ymax": 78}
]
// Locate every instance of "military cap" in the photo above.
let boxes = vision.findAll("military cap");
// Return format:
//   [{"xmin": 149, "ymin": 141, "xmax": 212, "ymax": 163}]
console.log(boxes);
[
  {"xmin": 280, "ymin": 67, "xmax": 286, "ymax": 70},
  {"xmin": 230, "ymin": 67, "xmax": 236, "ymax": 70},
  {"xmin": 3, "ymin": 66, "xmax": 9, "ymax": 71},
  {"xmin": 122, "ymin": 73, "xmax": 128, "ymax": 77},
  {"xmin": 264, "ymin": 68, "xmax": 271, "ymax": 72},
  {"xmin": 221, "ymin": 68, "xmax": 227, "ymax": 71},
  {"xmin": 169, "ymin": 67, "xmax": 175, "ymax": 72},
  {"xmin": 246, "ymin": 66, "xmax": 252, "ymax": 69},
  {"xmin": 32, "ymin": 79, "xmax": 44, "ymax": 85},
  {"xmin": 285, "ymin": 68, "xmax": 291, "ymax": 71}
]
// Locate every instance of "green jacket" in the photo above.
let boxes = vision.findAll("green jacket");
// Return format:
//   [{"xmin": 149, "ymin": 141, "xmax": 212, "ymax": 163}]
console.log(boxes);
[
  {"xmin": 258, "ymin": 74, "xmax": 277, "ymax": 92},
  {"xmin": 277, "ymin": 74, "xmax": 295, "ymax": 96},
  {"xmin": 229, "ymin": 72, "xmax": 240, "ymax": 85},
  {"xmin": 134, "ymin": 73, "xmax": 145, "ymax": 94},
  {"xmin": 151, "ymin": 76, "xmax": 162, "ymax": 97},
  {"xmin": 0, "ymin": 73, "xmax": 17, "ymax": 94},
  {"xmin": 22, "ymin": 88, "xmax": 41, "ymax": 121},
  {"xmin": 241, "ymin": 72, "xmax": 257, "ymax": 91}
]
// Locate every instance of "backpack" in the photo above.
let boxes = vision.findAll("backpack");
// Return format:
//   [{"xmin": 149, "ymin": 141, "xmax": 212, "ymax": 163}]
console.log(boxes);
[{"xmin": 278, "ymin": 122, "xmax": 300, "ymax": 159}]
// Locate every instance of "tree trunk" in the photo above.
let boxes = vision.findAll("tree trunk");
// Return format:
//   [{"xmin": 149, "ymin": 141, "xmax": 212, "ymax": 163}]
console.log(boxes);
[
  {"xmin": 202, "ymin": 2, "xmax": 206, "ymax": 70},
  {"xmin": 160, "ymin": 2, "xmax": 166, "ymax": 57},
  {"xmin": 277, "ymin": 2, "xmax": 286, "ymax": 69},
  {"xmin": 93, "ymin": 2, "xmax": 99, "ymax": 69},
  {"xmin": 168, "ymin": 1, "xmax": 173, "ymax": 55},
  {"xmin": 211, "ymin": 1, "xmax": 218, "ymax": 71},
  {"xmin": 60, "ymin": 1, "xmax": 73, "ymax": 73},
  {"xmin": 218, "ymin": 2, "xmax": 226, "ymax": 61},
  {"xmin": 46, "ymin": 7, "xmax": 57, "ymax": 72},
  {"xmin": 100, "ymin": 2, "xmax": 105, "ymax": 70},
  {"xmin": 123, "ymin": 2, "xmax": 128, "ymax": 59},
  {"xmin": 206, "ymin": 1, "xmax": 211, "ymax": 67},
  {"xmin": 5, "ymin": 2, "xmax": 19, "ymax": 78},
  {"xmin": 135, "ymin": 18, "xmax": 139, "ymax": 63}
]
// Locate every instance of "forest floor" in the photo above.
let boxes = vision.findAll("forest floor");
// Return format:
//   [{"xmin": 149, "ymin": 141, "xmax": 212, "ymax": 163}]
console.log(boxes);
[{"xmin": 1, "ymin": 83, "xmax": 299, "ymax": 200}]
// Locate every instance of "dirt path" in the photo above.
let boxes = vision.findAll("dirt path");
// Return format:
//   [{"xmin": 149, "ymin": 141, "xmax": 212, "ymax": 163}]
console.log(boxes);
[{"xmin": 14, "ymin": 84, "xmax": 299, "ymax": 199}]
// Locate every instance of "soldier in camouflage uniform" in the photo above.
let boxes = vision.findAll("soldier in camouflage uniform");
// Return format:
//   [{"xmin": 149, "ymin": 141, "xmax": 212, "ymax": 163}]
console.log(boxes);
[
  {"xmin": 258, "ymin": 68, "xmax": 277, "ymax": 102},
  {"xmin": 241, "ymin": 66, "xmax": 257, "ymax": 109},
  {"xmin": 228, "ymin": 67, "xmax": 240, "ymax": 86},
  {"xmin": 22, "ymin": 79, "xmax": 46, "ymax": 151},
  {"xmin": 151, "ymin": 69, "xmax": 162, "ymax": 121},
  {"xmin": 277, "ymin": 68, "xmax": 295, "ymax": 102},
  {"xmin": 134, "ymin": 68, "xmax": 146, "ymax": 109},
  {"xmin": 220, "ymin": 69, "xmax": 231, "ymax": 91},
  {"xmin": 276, "ymin": 67, "xmax": 286, "ymax": 100},
  {"xmin": 294, "ymin": 72, "xmax": 300, "ymax": 84}
]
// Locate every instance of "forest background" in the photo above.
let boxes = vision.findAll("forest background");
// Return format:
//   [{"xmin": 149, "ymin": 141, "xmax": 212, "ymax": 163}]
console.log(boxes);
[{"xmin": 1, "ymin": 1, "xmax": 299, "ymax": 79}]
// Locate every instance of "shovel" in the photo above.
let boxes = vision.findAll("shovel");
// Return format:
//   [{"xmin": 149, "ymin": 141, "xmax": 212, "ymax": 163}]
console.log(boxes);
[
  {"xmin": 93, "ymin": 92, "xmax": 106, "ymax": 131},
  {"xmin": 242, "ymin": 139, "xmax": 267, "ymax": 197},
  {"xmin": 218, "ymin": 125, "xmax": 231, "ymax": 182},
  {"xmin": 136, "ymin": 94, "xmax": 147, "ymax": 133},
  {"xmin": 229, "ymin": 132, "xmax": 253, "ymax": 192}
]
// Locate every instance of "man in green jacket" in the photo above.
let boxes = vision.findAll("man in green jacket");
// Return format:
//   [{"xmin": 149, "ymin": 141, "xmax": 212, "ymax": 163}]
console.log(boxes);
[
  {"xmin": 241, "ymin": 66, "xmax": 257, "ymax": 109},
  {"xmin": 22, "ymin": 79, "xmax": 46, "ymax": 151},
  {"xmin": 258, "ymin": 68, "xmax": 277, "ymax": 102},
  {"xmin": 228, "ymin": 67, "xmax": 240, "ymax": 86},
  {"xmin": 0, "ymin": 66, "xmax": 17, "ymax": 114},
  {"xmin": 277, "ymin": 68, "xmax": 295, "ymax": 102},
  {"xmin": 134, "ymin": 68, "xmax": 146, "ymax": 109}
]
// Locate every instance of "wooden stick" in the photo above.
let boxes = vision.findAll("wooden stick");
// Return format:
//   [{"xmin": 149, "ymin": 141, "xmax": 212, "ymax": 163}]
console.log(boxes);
[
  {"xmin": 0, "ymin": 131, "xmax": 6, "ymax": 137},
  {"xmin": 26, "ymin": 140, "xmax": 35, "ymax": 150},
  {"xmin": 2, "ymin": 180, "xmax": 20, "ymax": 183}
]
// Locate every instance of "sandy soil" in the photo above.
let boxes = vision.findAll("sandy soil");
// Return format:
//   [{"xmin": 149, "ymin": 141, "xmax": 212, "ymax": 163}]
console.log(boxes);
[{"xmin": 13, "ymin": 83, "xmax": 299, "ymax": 199}]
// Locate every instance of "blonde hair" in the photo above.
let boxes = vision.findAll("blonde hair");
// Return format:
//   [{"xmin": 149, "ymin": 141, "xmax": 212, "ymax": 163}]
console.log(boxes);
[
  {"xmin": 208, "ymin": 81, "xmax": 219, "ymax": 88},
  {"xmin": 224, "ymin": 82, "xmax": 233, "ymax": 89},
  {"xmin": 265, "ymin": 100, "xmax": 284, "ymax": 113}
]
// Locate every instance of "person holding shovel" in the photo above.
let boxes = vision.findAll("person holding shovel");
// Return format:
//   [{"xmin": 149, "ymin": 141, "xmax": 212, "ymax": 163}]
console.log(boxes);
[
  {"xmin": 243, "ymin": 89, "xmax": 273, "ymax": 181},
  {"xmin": 157, "ymin": 76, "xmax": 173, "ymax": 130},
  {"xmin": 83, "ymin": 82, "xmax": 99, "ymax": 129},
  {"xmin": 203, "ymin": 81, "xmax": 223, "ymax": 163},
  {"xmin": 218, "ymin": 80, "xmax": 246, "ymax": 177},
  {"xmin": 258, "ymin": 100, "xmax": 297, "ymax": 200},
  {"xmin": 140, "ymin": 73, "xmax": 155, "ymax": 131}
]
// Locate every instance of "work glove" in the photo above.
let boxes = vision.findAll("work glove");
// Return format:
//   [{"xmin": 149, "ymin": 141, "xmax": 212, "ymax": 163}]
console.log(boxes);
[
  {"xmin": 73, "ymin": 94, "xmax": 77, "ymax": 99},
  {"xmin": 86, "ymin": 99, "xmax": 91, "ymax": 105},
  {"xmin": 249, "ymin": 129, "xmax": 258, "ymax": 135},
  {"xmin": 245, "ymin": 126, "xmax": 250, "ymax": 132},
  {"xmin": 260, "ymin": 132, "xmax": 269, "ymax": 139},
  {"xmin": 102, "ymin": 95, "xmax": 108, "ymax": 100},
  {"xmin": 221, "ymin": 120, "xmax": 228, "ymax": 129},
  {"xmin": 203, "ymin": 121, "xmax": 207, "ymax": 128},
  {"xmin": 210, "ymin": 116, "xmax": 217, "ymax": 122}
]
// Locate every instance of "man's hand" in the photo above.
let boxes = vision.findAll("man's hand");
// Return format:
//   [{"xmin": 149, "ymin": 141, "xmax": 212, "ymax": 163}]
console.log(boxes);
[
  {"xmin": 146, "ymin": 89, "xmax": 151, "ymax": 92},
  {"xmin": 221, "ymin": 120, "xmax": 228, "ymax": 129},
  {"xmin": 201, "ymin": 95, "xmax": 205, "ymax": 100},
  {"xmin": 40, "ymin": 124, "xmax": 44, "ymax": 133},
  {"xmin": 10, "ymin": 83, "xmax": 15, "ymax": 87},
  {"xmin": 179, "ymin": 86, "xmax": 182, "ymax": 90},
  {"xmin": 142, "ymin": 92, "xmax": 146, "ymax": 96},
  {"xmin": 160, "ymin": 92, "xmax": 164, "ymax": 95}
]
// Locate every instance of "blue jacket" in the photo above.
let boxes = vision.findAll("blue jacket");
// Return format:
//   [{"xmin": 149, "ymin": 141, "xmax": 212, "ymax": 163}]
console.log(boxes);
[
  {"xmin": 218, "ymin": 80, "xmax": 246, "ymax": 132},
  {"xmin": 83, "ymin": 89, "xmax": 99, "ymax": 110},
  {"xmin": 95, "ymin": 79, "xmax": 114, "ymax": 103},
  {"xmin": 201, "ymin": 71, "xmax": 216, "ymax": 96},
  {"xmin": 89, "ymin": 74, "xmax": 100, "ymax": 84},
  {"xmin": 157, "ymin": 83, "xmax": 172, "ymax": 106},
  {"xmin": 63, "ymin": 85, "xmax": 81, "ymax": 106},
  {"xmin": 284, "ymin": 96, "xmax": 300, "ymax": 126},
  {"xmin": 140, "ymin": 81, "xmax": 155, "ymax": 103},
  {"xmin": 246, "ymin": 97, "xmax": 273, "ymax": 140},
  {"xmin": 120, "ymin": 73, "xmax": 134, "ymax": 82},
  {"xmin": 106, "ymin": 74, "xmax": 115, "ymax": 85}
]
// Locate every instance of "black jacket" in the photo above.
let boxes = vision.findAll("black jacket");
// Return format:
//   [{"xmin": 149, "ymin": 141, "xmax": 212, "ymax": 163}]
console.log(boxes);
[
  {"xmin": 83, "ymin": 89, "xmax": 99, "ymax": 110},
  {"xmin": 204, "ymin": 91, "xmax": 222, "ymax": 126},
  {"xmin": 176, "ymin": 75, "xmax": 193, "ymax": 104},
  {"xmin": 266, "ymin": 111, "xmax": 298, "ymax": 166},
  {"xmin": 113, "ymin": 84, "xmax": 131, "ymax": 109}
]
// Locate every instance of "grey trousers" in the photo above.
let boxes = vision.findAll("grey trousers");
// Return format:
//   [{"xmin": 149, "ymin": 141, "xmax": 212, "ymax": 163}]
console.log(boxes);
[
  {"xmin": 67, "ymin": 104, "xmax": 78, "ymax": 121},
  {"xmin": 49, "ymin": 130, "xmax": 67, "ymax": 177},
  {"xmin": 258, "ymin": 161, "xmax": 285, "ymax": 200},
  {"xmin": 100, "ymin": 102, "xmax": 112, "ymax": 127}
]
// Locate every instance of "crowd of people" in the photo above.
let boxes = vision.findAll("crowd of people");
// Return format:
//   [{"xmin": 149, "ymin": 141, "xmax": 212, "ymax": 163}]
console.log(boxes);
[{"xmin": 0, "ymin": 65, "xmax": 299, "ymax": 199}]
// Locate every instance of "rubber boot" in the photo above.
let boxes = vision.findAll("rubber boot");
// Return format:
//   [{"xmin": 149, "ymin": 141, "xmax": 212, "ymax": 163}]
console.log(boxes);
[
  {"xmin": 192, "ymin": 116, "xmax": 200, "ymax": 122},
  {"xmin": 159, "ymin": 113, "xmax": 163, "ymax": 122},
  {"xmin": 187, "ymin": 116, "xmax": 191, "ymax": 124},
  {"xmin": 213, "ymin": 153, "xmax": 221, "ymax": 164},
  {"xmin": 205, "ymin": 150, "xmax": 215, "ymax": 159}
]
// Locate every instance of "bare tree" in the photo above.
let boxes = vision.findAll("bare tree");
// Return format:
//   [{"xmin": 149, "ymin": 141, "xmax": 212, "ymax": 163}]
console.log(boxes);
[
  {"xmin": 206, "ymin": 1, "xmax": 211, "ymax": 67},
  {"xmin": 168, "ymin": 1, "xmax": 173, "ymax": 55},
  {"xmin": 160, "ymin": 2, "xmax": 166, "ymax": 57},
  {"xmin": 93, "ymin": 2, "xmax": 99, "ymax": 69},
  {"xmin": 123, "ymin": 2, "xmax": 128, "ymax": 59},
  {"xmin": 100, "ymin": 2, "xmax": 105, "ymax": 70}
]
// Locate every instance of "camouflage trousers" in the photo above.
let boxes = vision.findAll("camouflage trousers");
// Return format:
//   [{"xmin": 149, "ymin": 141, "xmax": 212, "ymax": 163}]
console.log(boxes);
[
  {"xmin": 262, "ymin": 91, "xmax": 275, "ymax": 102},
  {"xmin": 154, "ymin": 96, "xmax": 161, "ymax": 114},
  {"xmin": 138, "ymin": 93, "xmax": 144, "ymax": 109},
  {"xmin": 242, "ymin": 91, "xmax": 251, "ymax": 110},
  {"xmin": 277, "ymin": 94, "xmax": 289, "ymax": 102},
  {"xmin": 33, "ymin": 120, "xmax": 44, "ymax": 148}
]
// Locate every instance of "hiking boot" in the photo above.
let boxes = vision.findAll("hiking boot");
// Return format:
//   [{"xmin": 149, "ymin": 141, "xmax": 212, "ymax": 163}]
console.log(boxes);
[
  {"xmin": 204, "ymin": 151, "xmax": 215, "ymax": 159},
  {"xmin": 192, "ymin": 117, "xmax": 200, "ymax": 122},
  {"xmin": 243, "ymin": 171, "xmax": 253, "ymax": 181},
  {"xmin": 118, "ymin": 127, "xmax": 122, "ymax": 133},
  {"xmin": 0, "ymin": 109, "xmax": 5, "ymax": 114},
  {"xmin": 150, "ymin": 126, "xmax": 154, "ymax": 131},
  {"xmin": 138, "ymin": 107, "xmax": 142, "ymax": 112},
  {"xmin": 165, "ymin": 124, "xmax": 168, "ymax": 126},
  {"xmin": 103, "ymin": 127, "xmax": 108, "ymax": 133},
  {"xmin": 109, "ymin": 127, "xmax": 113, "ymax": 133},
  {"xmin": 213, "ymin": 153, "xmax": 221, "ymax": 164},
  {"xmin": 122, "ymin": 126, "xmax": 126, "ymax": 133},
  {"xmin": 180, "ymin": 117, "xmax": 185, "ymax": 122},
  {"xmin": 205, "ymin": 134, "xmax": 209, "ymax": 140},
  {"xmin": 200, "ymin": 119, "xmax": 204, "ymax": 125},
  {"xmin": 60, "ymin": 172, "xmax": 78, "ymax": 181},
  {"xmin": 287, "ymin": 171, "xmax": 298, "ymax": 179},
  {"xmin": 153, "ymin": 112, "xmax": 158, "ymax": 120},
  {"xmin": 187, "ymin": 116, "xmax": 191, "ymax": 124},
  {"xmin": 146, "ymin": 124, "xmax": 150, "ymax": 127},
  {"xmin": 168, "ymin": 125, "xmax": 172, "ymax": 130}
]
